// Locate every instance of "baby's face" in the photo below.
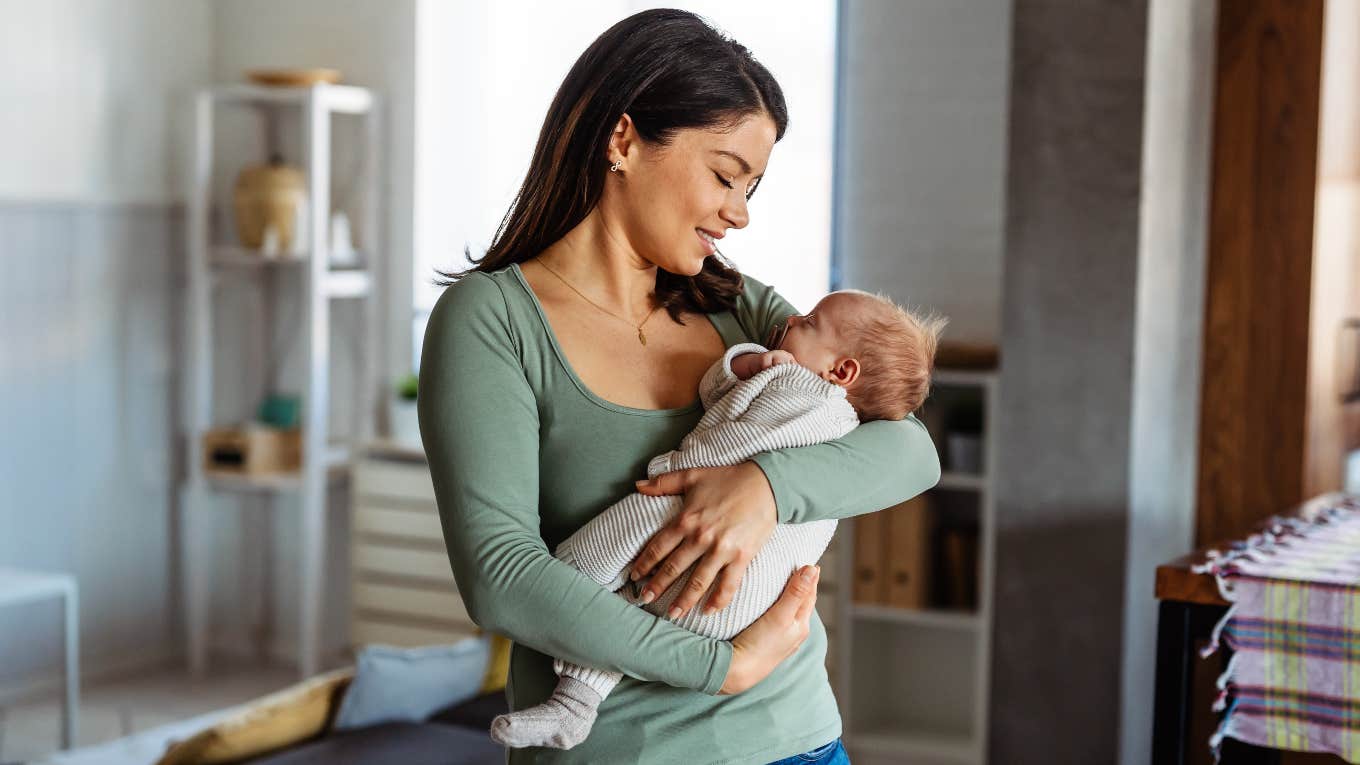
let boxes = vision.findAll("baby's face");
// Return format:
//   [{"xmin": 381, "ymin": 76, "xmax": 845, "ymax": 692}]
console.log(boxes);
[{"xmin": 766, "ymin": 291, "xmax": 865, "ymax": 381}]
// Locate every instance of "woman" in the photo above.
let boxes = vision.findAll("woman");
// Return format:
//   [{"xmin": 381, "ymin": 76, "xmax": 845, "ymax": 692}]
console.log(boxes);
[{"xmin": 418, "ymin": 9, "xmax": 940, "ymax": 764}]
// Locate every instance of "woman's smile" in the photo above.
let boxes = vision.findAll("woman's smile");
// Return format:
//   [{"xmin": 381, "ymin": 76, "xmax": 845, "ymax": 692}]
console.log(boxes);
[{"xmin": 696, "ymin": 228, "xmax": 720, "ymax": 255}]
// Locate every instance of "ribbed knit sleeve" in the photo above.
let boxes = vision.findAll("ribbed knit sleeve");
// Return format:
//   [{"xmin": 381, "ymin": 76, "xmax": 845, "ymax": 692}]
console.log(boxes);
[
  {"xmin": 731, "ymin": 274, "xmax": 942, "ymax": 523},
  {"xmin": 698, "ymin": 341, "xmax": 767, "ymax": 409}
]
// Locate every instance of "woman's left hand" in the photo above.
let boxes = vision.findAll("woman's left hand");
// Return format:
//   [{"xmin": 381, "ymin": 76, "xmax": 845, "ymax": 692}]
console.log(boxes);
[{"xmin": 629, "ymin": 462, "xmax": 778, "ymax": 619}]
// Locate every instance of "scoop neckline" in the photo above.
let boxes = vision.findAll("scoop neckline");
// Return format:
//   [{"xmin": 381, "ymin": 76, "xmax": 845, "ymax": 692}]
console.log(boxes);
[{"xmin": 509, "ymin": 261, "xmax": 725, "ymax": 418}]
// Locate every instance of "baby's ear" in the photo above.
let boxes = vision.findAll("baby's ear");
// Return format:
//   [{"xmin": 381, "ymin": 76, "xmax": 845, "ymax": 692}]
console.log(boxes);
[{"xmin": 828, "ymin": 357, "xmax": 860, "ymax": 387}]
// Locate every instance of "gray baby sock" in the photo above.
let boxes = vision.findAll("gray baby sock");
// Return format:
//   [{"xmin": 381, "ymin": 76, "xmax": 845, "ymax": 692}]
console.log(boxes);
[{"xmin": 489, "ymin": 676, "xmax": 603, "ymax": 750}]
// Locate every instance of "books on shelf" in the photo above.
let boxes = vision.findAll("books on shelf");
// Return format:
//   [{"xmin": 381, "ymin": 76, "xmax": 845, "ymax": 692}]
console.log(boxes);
[
  {"xmin": 885, "ymin": 496, "xmax": 931, "ymax": 609},
  {"xmin": 854, "ymin": 490, "xmax": 984, "ymax": 617},
  {"xmin": 854, "ymin": 496, "xmax": 931, "ymax": 609},
  {"xmin": 853, "ymin": 510, "xmax": 886, "ymax": 603}
]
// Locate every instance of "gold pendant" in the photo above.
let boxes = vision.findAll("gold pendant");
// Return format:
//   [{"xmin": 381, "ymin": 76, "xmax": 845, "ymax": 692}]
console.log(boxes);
[{"xmin": 638, "ymin": 328, "xmax": 647, "ymax": 346}]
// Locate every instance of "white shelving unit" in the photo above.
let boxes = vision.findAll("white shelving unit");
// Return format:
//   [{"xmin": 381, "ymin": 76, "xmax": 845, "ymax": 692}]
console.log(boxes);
[
  {"xmin": 832, "ymin": 368, "xmax": 998, "ymax": 765},
  {"xmin": 180, "ymin": 83, "xmax": 383, "ymax": 679}
]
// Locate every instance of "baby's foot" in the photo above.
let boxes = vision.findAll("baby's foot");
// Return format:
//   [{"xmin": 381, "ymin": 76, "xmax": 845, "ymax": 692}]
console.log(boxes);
[{"xmin": 489, "ymin": 677, "xmax": 602, "ymax": 750}]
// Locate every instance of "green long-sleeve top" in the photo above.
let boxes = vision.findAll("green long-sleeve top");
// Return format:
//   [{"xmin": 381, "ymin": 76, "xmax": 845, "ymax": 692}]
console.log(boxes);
[{"xmin": 418, "ymin": 262, "xmax": 941, "ymax": 764}]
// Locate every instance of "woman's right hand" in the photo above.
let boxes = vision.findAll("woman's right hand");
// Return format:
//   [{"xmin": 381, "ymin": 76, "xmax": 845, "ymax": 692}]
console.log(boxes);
[{"xmin": 718, "ymin": 564, "xmax": 821, "ymax": 695}]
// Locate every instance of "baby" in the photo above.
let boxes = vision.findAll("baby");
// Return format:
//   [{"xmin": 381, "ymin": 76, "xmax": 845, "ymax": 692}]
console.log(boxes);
[{"xmin": 490, "ymin": 288, "xmax": 945, "ymax": 750}]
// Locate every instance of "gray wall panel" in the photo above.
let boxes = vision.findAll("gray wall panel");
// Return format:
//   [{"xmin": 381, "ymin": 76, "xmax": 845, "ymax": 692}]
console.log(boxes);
[
  {"xmin": 0, "ymin": 203, "xmax": 182, "ymax": 696},
  {"xmin": 990, "ymin": 1, "xmax": 1148, "ymax": 762}
]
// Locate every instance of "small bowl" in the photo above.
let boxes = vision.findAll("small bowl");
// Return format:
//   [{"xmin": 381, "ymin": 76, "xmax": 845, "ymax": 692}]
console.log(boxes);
[{"xmin": 246, "ymin": 68, "xmax": 342, "ymax": 88}]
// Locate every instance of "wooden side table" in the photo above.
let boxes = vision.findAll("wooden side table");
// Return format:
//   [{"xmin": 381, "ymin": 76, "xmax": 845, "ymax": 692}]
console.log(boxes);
[
  {"xmin": 0, "ymin": 568, "xmax": 79, "ymax": 749},
  {"xmin": 1154, "ymin": 553, "xmax": 1288, "ymax": 765}
]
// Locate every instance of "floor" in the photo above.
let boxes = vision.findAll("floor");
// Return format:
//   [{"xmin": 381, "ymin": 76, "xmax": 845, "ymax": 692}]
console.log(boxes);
[{"xmin": 0, "ymin": 660, "xmax": 298, "ymax": 764}]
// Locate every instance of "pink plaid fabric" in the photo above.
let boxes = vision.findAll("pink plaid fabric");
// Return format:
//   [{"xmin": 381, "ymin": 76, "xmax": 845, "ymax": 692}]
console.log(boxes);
[{"xmin": 1193, "ymin": 493, "xmax": 1360, "ymax": 762}]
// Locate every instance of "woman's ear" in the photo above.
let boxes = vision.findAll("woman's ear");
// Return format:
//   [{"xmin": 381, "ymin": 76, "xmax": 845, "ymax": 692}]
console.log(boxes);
[
  {"xmin": 826, "ymin": 357, "xmax": 860, "ymax": 388},
  {"xmin": 608, "ymin": 113, "xmax": 638, "ymax": 170}
]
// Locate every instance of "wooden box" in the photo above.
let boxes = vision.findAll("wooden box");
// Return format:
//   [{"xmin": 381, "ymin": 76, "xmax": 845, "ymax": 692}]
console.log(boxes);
[{"xmin": 202, "ymin": 426, "xmax": 301, "ymax": 474}]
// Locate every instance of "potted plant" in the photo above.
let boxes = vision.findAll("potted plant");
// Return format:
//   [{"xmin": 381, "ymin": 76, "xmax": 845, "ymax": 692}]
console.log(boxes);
[{"xmin": 391, "ymin": 372, "xmax": 421, "ymax": 445}]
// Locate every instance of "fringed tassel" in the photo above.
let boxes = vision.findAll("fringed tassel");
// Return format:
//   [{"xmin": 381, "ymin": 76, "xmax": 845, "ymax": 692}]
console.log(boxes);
[
  {"xmin": 1200, "ymin": 602, "xmax": 1235, "ymax": 658},
  {"xmin": 1208, "ymin": 692, "xmax": 1242, "ymax": 763},
  {"xmin": 1213, "ymin": 650, "xmax": 1240, "ymax": 696}
]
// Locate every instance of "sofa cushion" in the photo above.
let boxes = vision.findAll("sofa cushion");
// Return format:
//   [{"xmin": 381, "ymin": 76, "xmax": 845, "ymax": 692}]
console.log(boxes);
[
  {"xmin": 333, "ymin": 637, "xmax": 489, "ymax": 731},
  {"xmin": 156, "ymin": 668, "xmax": 354, "ymax": 765},
  {"xmin": 249, "ymin": 722, "xmax": 503, "ymax": 765}
]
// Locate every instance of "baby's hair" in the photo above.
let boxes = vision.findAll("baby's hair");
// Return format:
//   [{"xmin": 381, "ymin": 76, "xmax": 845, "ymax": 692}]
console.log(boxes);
[{"xmin": 836, "ymin": 290, "xmax": 948, "ymax": 422}]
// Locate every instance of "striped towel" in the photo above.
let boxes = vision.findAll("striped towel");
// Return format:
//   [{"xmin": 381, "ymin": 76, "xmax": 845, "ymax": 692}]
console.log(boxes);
[{"xmin": 1192, "ymin": 493, "xmax": 1360, "ymax": 762}]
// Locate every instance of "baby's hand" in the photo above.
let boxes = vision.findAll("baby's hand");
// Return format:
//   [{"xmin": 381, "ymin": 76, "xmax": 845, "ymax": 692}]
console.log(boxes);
[{"xmin": 732, "ymin": 349, "xmax": 798, "ymax": 380}]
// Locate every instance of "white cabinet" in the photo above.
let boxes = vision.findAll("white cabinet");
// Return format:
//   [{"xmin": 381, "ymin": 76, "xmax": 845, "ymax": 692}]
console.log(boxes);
[{"xmin": 348, "ymin": 443, "xmax": 479, "ymax": 650}]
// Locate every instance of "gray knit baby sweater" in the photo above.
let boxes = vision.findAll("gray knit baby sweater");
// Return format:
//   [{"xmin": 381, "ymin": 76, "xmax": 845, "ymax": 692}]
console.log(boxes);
[{"xmin": 549, "ymin": 341, "xmax": 860, "ymax": 697}]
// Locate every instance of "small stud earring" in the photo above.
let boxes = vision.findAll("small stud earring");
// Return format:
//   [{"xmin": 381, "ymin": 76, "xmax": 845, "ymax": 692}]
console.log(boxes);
[{"xmin": 610, "ymin": 160, "xmax": 622, "ymax": 173}]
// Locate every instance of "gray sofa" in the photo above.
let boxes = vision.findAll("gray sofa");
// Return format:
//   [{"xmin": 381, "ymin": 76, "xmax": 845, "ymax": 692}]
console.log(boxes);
[{"xmin": 247, "ymin": 690, "xmax": 508, "ymax": 765}]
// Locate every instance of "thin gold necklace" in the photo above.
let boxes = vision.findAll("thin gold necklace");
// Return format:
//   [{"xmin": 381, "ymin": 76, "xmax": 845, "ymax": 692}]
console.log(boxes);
[{"xmin": 535, "ymin": 258, "xmax": 663, "ymax": 346}]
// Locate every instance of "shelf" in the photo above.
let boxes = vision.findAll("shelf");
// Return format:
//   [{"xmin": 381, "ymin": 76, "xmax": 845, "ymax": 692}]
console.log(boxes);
[
  {"xmin": 210, "ymin": 245, "xmax": 309, "ymax": 266},
  {"xmin": 324, "ymin": 270, "xmax": 372, "ymax": 298},
  {"xmin": 186, "ymin": 81, "xmax": 383, "ymax": 681},
  {"xmin": 847, "ymin": 726, "xmax": 978, "ymax": 763},
  {"xmin": 932, "ymin": 369, "xmax": 997, "ymax": 388},
  {"xmin": 363, "ymin": 438, "xmax": 428, "ymax": 463},
  {"xmin": 851, "ymin": 603, "xmax": 979, "ymax": 631},
  {"xmin": 840, "ymin": 353, "xmax": 996, "ymax": 762},
  {"xmin": 936, "ymin": 471, "xmax": 985, "ymax": 491},
  {"xmin": 201, "ymin": 443, "xmax": 354, "ymax": 493},
  {"xmin": 208, "ymin": 247, "xmax": 372, "ymax": 297},
  {"xmin": 210, "ymin": 246, "xmax": 368, "ymax": 270},
  {"xmin": 210, "ymin": 83, "xmax": 374, "ymax": 114}
]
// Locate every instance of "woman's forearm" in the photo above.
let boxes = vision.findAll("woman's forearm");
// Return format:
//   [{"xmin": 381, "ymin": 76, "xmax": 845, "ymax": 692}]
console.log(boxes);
[
  {"xmin": 449, "ymin": 518, "xmax": 733, "ymax": 694},
  {"xmin": 749, "ymin": 414, "xmax": 941, "ymax": 523}
]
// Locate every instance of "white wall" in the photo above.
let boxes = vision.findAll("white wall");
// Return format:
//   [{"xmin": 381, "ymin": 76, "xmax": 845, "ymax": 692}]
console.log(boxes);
[
  {"xmin": 1318, "ymin": 0, "xmax": 1360, "ymax": 182},
  {"xmin": 1118, "ymin": 1, "xmax": 1216, "ymax": 762},
  {"xmin": 0, "ymin": 0, "xmax": 214, "ymax": 701},
  {"xmin": 0, "ymin": 0, "xmax": 212, "ymax": 204},
  {"xmin": 836, "ymin": 0, "xmax": 1012, "ymax": 345},
  {"xmin": 1306, "ymin": 0, "xmax": 1360, "ymax": 498}
]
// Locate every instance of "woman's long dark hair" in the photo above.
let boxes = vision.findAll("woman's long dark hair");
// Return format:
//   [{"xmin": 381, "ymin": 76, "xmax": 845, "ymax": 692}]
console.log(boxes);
[{"xmin": 434, "ymin": 8, "xmax": 788, "ymax": 322}]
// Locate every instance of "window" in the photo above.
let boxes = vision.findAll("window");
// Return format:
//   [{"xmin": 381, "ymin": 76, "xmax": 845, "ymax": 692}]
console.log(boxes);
[{"xmin": 412, "ymin": 1, "xmax": 836, "ymax": 368}]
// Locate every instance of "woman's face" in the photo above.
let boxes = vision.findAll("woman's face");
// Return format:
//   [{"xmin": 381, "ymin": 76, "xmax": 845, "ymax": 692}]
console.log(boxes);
[{"xmin": 607, "ymin": 113, "xmax": 778, "ymax": 276}]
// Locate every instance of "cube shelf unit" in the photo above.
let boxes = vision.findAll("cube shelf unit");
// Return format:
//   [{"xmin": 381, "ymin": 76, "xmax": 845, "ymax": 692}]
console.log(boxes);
[
  {"xmin": 833, "ymin": 368, "xmax": 997, "ymax": 765},
  {"xmin": 180, "ymin": 83, "xmax": 383, "ymax": 680}
]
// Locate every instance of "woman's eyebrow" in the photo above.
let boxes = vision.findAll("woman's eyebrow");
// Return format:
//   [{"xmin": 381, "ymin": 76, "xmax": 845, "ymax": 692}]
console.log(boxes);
[{"xmin": 711, "ymin": 149, "xmax": 752, "ymax": 175}]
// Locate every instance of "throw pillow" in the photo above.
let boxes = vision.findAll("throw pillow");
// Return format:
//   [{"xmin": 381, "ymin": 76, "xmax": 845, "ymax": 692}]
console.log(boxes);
[
  {"xmin": 332, "ymin": 636, "xmax": 490, "ymax": 731},
  {"xmin": 156, "ymin": 667, "xmax": 354, "ymax": 765}
]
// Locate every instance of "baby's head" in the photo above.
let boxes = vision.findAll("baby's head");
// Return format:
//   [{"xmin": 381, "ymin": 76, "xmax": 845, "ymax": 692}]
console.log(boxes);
[{"xmin": 767, "ymin": 290, "xmax": 946, "ymax": 421}]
